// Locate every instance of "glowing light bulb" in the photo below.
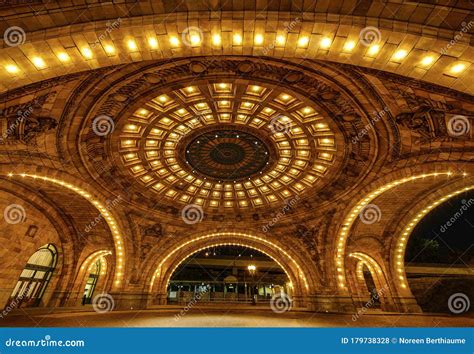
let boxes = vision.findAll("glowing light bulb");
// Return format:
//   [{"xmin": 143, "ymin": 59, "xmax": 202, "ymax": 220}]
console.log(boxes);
[
  {"xmin": 148, "ymin": 37, "xmax": 158, "ymax": 49},
  {"xmin": 57, "ymin": 52, "xmax": 70, "ymax": 62},
  {"xmin": 5, "ymin": 64, "xmax": 19, "ymax": 74},
  {"xmin": 254, "ymin": 34, "xmax": 264, "ymax": 45},
  {"xmin": 190, "ymin": 33, "xmax": 201, "ymax": 46},
  {"xmin": 367, "ymin": 44, "xmax": 380, "ymax": 56},
  {"xmin": 320, "ymin": 37, "xmax": 332, "ymax": 49},
  {"xmin": 169, "ymin": 36, "xmax": 180, "ymax": 47},
  {"xmin": 104, "ymin": 44, "xmax": 115, "ymax": 55},
  {"xmin": 450, "ymin": 62, "xmax": 466, "ymax": 74},
  {"xmin": 420, "ymin": 55, "xmax": 435, "ymax": 66},
  {"xmin": 31, "ymin": 56, "xmax": 47, "ymax": 69},
  {"xmin": 82, "ymin": 47, "xmax": 93, "ymax": 59},
  {"xmin": 233, "ymin": 33, "xmax": 242, "ymax": 45},
  {"xmin": 343, "ymin": 40, "xmax": 356, "ymax": 52},
  {"xmin": 212, "ymin": 34, "xmax": 221, "ymax": 46},
  {"xmin": 276, "ymin": 35, "xmax": 286, "ymax": 46},
  {"xmin": 127, "ymin": 39, "xmax": 138, "ymax": 51},
  {"xmin": 392, "ymin": 49, "xmax": 408, "ymax": 61},
  {"xmin": 297, "ymin": 36, "xmax": 309, "ymax": 48}
]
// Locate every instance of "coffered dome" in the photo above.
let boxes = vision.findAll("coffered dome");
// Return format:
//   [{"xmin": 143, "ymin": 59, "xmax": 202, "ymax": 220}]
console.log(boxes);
[{"xmin": 116, "ymin": 79, "xmax": 340, "ymax": 210}]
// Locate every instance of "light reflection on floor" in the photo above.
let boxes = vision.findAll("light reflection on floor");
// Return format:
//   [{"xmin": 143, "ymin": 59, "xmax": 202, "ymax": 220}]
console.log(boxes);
[{"xmin": 1, "ymin": 309, "xmax": 473, "ymax": 328}]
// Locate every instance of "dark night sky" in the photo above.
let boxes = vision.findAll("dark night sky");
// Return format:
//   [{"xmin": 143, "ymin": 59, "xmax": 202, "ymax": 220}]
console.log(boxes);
[{"xmin": 405, "ymin": 191, "xmax": 474, "ymax": 265}]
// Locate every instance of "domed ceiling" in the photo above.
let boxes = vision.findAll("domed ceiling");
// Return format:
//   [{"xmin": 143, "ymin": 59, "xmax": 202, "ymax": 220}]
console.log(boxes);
[
  {"xmin": 115, "ymin": 80, "xmax": 340, "ymax": 210},
  {"xmin": 74, "ymin": 57, "xmax": 381, "ymax": 217}
]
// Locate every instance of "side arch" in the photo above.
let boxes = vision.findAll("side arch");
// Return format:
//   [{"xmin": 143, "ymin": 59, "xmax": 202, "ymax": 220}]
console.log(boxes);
[
  {"xmin": 0, "ymin": 166, "xmax": 127, "ymax": 290},
  {"xmin": 334, "ymin": 169, "xmax": 457, "ymax": 293},
  {"xmin": 389, "ymin": 184, "xmax": 474, "ymax": 298},
  {"xmin": 347, "ymin": 252, "xmax": 397, "ymax": 312},
  {"xmin": 0, "ymin": 181, "xmax": 75, "ymax": 309},
  {"xmin": 65, "ymin": 250, "xmax": 113, "ymax": 306}
]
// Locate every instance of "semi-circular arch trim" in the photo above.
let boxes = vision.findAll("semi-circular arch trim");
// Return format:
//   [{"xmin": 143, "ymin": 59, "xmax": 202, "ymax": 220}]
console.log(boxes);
[
  {"xmin": 5, "ymin": 173, "xmax": 125, "ymax": 289},
  {"xmin": 392, "ymin": 185, "xmax": 474, "ymax": 293},
  {"xmin": 336, "ymin": 172, "xmax": 456, "ymax": 291},
  {"xmin": 149, "ymin": 232, "xmax": 309, "ymax": 292},
  {"xmin": 80, "ymin": 250, "xmax": 112, "ymax": 273},
  {"xmin": 160, "ymin": 242, "xmax": 295, "ymax": 294}
]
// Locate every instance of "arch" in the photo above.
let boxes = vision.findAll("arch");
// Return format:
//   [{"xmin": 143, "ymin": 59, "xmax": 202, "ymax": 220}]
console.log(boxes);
[
  {"xmin": 3, "ymin": 172, "xmax": 126, "ymax": 289},
  {"xmin": 0, "ymin": 178, "xmax": 76, "ymax": 308},
  {"xmin": 146, "ymin": 231, "xmax": 318, "ymax": 308},
  {"xmin": 8, "ymin": 243, "xmax": 58, "ymax": 308},
  {"xmin": 391, "ymin": 185, "xmax": 474, "ymax": 296},
  {"xmin": 163, "ymin": 243, "xmax": 293, "ymax": 293},
  {"xmin": 67, "ymin": 250, "xmax": 113, "ymax": 306},
  {"xmin": 165, "ymin": 244, "xmax": 293, "ymax": 304},
  {"xmin": 0, "ymin": 9, "xmax": 471, "ymax": 94},
  {"xmin": 335, "ymin": 171, "xmax": 456, "ymax": 292},
  {"xmin": 347, "ymin": 252, "xmax": 396, "ymax": 312}
]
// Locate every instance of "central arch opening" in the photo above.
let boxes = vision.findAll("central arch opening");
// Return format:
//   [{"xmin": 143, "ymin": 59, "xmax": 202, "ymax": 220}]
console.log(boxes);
[{"xmin": 166, "ymin": 245, "xmax": 290, "ymax": 305}]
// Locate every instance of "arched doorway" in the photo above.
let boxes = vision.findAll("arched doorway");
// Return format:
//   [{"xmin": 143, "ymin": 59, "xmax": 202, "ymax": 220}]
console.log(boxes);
[
  {"xmin": 166, "ymin": 245, "xmax": 290, "ymax": 305},
  {"xmin": 145, "ymin": 231, "xmax": 317, "ymax": 309},
  {"xmin": 361, "ymin": 265, "xmax": 381, "ymax": 309},
  {"xmin": 64, "ymin": 250, "xmax": 112, "ymax": 307},
  {"xmin": 347, "ymin": 252, "xmax": 396, "ymax": 312},
  {"xmin": 8, "ymin": 243, "xmax": 58, "ymax": 308},
  {"xmin": 81, "ymin": 257, "xmax": 105, "ymax": 305}
]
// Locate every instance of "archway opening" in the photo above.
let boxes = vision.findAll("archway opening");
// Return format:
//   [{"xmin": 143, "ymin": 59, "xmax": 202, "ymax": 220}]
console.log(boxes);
[
  {"xmin": 9, "ymin": 243, "xmax": 58, "ymax": 308},
  {"xmin": 404, "ymin": 191, "xmax": 474, "ymax": 313},
  {"xmin": 347, "ymin": 253, "xmax": 396, "ymax": 312},
  {"xmin": 167, "ymin": 245, "xmax": 290, "ymax": 306},
  {"xmin": 81, "ymin": 257, "xmax": 105, "ymax": 305},
  {"xmin": 149, "ymin": 232, "xmax": 313, "ymax": 309},
  {"xmin": 361, "ymin": 266, "xmax": 381, "ymax": 310}
]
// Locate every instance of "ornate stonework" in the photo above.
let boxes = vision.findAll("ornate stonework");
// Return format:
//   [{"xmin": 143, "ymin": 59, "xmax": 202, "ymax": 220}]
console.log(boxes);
[{"xmin": 0, "ymin": 2, "xmax": 472, "ymax": 316}]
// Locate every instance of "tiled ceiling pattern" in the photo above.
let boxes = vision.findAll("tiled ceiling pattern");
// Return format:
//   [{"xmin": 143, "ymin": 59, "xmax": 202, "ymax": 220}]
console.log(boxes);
[
  {"xmin": 0, "ymin": 1, "xmax": 471, "ymax": 34},
  {"xmin": 118, "ymin": 81, "xmax": 338, "ymax": 210},
  {"xmin": 0, "ymin": 1, "xmax": 472, "ymax": 93}
]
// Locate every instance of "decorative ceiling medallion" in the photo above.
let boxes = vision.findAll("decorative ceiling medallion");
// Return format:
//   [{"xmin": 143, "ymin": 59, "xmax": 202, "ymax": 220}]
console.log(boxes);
[{"xmin": 184, "ymin": 129, "xmax": 271, "ymax": 181}]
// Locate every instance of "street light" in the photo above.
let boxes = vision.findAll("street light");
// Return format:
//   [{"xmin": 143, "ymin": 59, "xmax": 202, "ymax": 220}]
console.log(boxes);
[
  {"xmin": 247, "ymin": 264, "xmax": 257, "ymax": 304},
  {"xmin": 247, "ymin": 264, "xmax": 256, "ymax": 274}
]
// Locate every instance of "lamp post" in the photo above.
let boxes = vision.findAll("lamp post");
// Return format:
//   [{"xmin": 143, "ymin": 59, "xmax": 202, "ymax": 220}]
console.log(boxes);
[
  {"xmin": 247, "ymin": 264, "xmax": 256, "ymax": 275},
  {"xmin": 247, "ymin": 264, "xmax": 257, "ymax": 304}
]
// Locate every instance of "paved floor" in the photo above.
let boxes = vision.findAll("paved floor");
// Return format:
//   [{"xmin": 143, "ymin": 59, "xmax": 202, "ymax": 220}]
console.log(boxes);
[{"xmin": 1, "ymin": 307, "xmax": 473, "ymax": 327}]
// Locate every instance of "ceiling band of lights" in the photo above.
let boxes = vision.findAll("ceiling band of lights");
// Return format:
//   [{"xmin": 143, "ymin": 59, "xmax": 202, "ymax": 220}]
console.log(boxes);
[{"xmin": 2, "ymin": 30, "xmax": 469, "ymax": 81}]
